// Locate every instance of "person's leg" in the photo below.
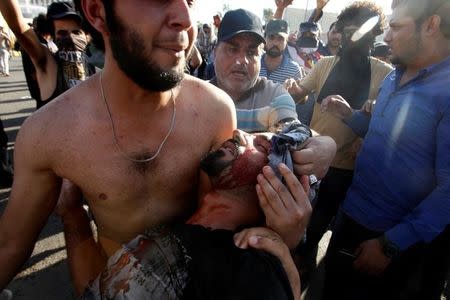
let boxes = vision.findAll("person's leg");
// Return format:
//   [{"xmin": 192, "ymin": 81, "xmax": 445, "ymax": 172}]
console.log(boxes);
[
  {"xmin": 297, "ymin": 168, "xmax": 353, "ymax": 258},
  {"xmin": 417, "ymin": 225, "xmax": 450, "ymax": 300},
  {"xmin": 0, "ymin": 49, "xmax": 5, "ymax": 74},
  {"xmin": 3, "ymin": 50, "xmax": 9, "ymax": 76},
  {"xmin": 0, "ymin": 119, "xmax": 13, "ymax": 188},
  {"xmin": 323, "ymin": 210, "xmax": 381, "ymax": 300}
]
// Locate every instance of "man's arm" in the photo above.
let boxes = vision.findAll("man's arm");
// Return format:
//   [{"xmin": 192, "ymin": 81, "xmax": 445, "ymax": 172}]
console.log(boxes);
[
  {"xmin": 55, "ymin": 181, "xmax": 107, "ymax": 295},
  {"xmin": 321, "ymin": 95, "xmax": 372, "ymax": 138},
  {"xmin": 353, "ymin": 106, "xmax": 450, "ymax": 275},
  {"xmin": 0, "ymin": 0, "xmax": 56, "ymax": 98},
  {"xmin": 274, "ymin": 0, "xmax": 293, "ymax": 20},
  {"xmin": 308, "ymin": 0, "xmax": 330, "ymax": 23},
  {"xmin": 0, "ymin": 118, "xmax": 61, "ymax": 289}
]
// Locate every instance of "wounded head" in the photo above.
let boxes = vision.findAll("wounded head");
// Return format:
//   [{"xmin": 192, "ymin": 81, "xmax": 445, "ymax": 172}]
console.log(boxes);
[{"xmin": 200, "ymin": 130, "xmax": 270, "ymax": 189}]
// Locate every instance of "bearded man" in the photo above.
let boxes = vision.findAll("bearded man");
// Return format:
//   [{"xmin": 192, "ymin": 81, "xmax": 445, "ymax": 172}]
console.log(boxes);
[{"xmin": 284, "ymin": 0, "xmax": 393, "ymax": 280}]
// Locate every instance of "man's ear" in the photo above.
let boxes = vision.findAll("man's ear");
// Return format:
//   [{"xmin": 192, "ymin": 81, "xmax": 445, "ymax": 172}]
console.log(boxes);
[
  {"xmin": 82, "ymin": 0, "xmax": 108, "ymax": 36},
  {"xmin": 423, "ymin": 14, "xmax": 441, "ymax": 37}
]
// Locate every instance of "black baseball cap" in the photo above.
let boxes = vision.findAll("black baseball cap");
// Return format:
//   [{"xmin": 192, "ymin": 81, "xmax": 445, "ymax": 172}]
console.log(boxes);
[
  {"xmin": 47, "ymin": 2, "xmax": 81, "ymax": 22},
  {"xmin": 299, "ymin": 22, "xmax": 320, "ymax": 34},
  {"xmin": 265, "ymin": 19, "xmax": 289, "ymax": 38},
  {"xmin": 218, "ymin": 9, "xmax": 265, "ymax": 44}
]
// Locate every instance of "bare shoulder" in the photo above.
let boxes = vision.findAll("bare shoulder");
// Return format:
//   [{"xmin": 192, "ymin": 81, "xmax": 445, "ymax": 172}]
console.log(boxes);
[
  {"xmin": 179, "ymin": 75, "xmax": 236, "ymax": 147},
  {"xmin": 180, "ymin": 75, "xmax": 236, "ymax": 125},
  {"xmin": 17, "ymin": 76, "xmax": 98, "ymax": 159}
]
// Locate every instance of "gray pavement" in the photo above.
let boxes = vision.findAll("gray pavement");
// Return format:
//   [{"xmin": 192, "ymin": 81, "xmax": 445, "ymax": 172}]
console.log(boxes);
[{"xmin": 1, "ymin": 56, "xmax": 75, "ymax": 299}]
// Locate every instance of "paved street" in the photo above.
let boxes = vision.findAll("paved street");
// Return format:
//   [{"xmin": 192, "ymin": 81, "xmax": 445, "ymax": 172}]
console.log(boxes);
[{"xmin": 1, "ymin": 56, "xmax": 75, "ymax": 299}]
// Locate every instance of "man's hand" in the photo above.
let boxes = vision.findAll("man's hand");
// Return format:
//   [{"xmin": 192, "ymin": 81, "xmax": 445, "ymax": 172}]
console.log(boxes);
[
  {"xmin": 292, "ymin": 136, "xmax": 336, "ymax": 179},
  {"xmin": 275, "ymin": 0, "xmax": 294, "ymax": 9},
  {"xmin": 284, "ymin": 78, "xmax": 307, "ymax": 104},
  {"xmin": 353, "ymin": 238, "xmax": 391, "ymax": 276},
  {"xmin": 320, "ymin": 95, "xmax": 353, "ymax": 119},
  {"xmin": 362, "ymin": 99, "xmax": 376, "ymax": 115},
  {"xmin": 253, "ymin": 164, "xmax": 312, "ymax": 249},
  {"xmin": 316, "ymin": 0, "xmax": 330, "ymax": 10},
  {"xmin": 234, "ymin": 227, "xmax": 301, "ymax": 300}
]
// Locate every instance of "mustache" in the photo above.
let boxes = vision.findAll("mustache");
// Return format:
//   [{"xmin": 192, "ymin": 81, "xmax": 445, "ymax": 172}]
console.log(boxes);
[{"xmin": 200, "ymin": 147, "xmax": 234, "ymax": 177}]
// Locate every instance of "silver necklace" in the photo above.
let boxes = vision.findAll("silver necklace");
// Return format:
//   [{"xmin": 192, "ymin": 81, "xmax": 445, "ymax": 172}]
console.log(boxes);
[{"xmin": 100, "ymin": 72, "xmax": 176, "ymax": 163}]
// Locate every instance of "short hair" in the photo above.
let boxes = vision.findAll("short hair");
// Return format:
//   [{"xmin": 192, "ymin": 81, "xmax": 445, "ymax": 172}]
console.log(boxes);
[
  {"xmin": 335, "ymin": 1, "xmax": 386, "ymax": 36},
  {"xmin": 391, "ymin": 0, "xmax": 450, "ymax": 39},
  {"xmin": 33, "ymin": 13, "xmax": 51, "ymax": 36},
  {"xmin": 328, "ymin": 21, "xmax": 337, "ymax": 32}
]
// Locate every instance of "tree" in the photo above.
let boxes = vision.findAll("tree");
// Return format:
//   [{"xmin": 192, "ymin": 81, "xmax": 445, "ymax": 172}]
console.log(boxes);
[{"xmin": 263, "ymin": 8, "xmax": 274, "ymax": 24}]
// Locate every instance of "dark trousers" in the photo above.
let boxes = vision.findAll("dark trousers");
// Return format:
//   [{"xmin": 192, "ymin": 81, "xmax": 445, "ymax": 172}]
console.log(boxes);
[
  {"xmin": 297, "ymin": 167, "xmax": 353, "ymax": 257},
  {"xmin": 324, "ymin": 211, "xmax": 449, "ymax": 300}
]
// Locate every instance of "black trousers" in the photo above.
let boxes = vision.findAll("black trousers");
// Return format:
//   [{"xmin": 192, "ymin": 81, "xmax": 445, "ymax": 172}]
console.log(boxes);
[
  {"xmin": 324, "ymin": 210, "xmax": 449, "ymax": 300},
  {"xmin": 297, "ymin": 167, "xmax": 353, "ymax": 257}
]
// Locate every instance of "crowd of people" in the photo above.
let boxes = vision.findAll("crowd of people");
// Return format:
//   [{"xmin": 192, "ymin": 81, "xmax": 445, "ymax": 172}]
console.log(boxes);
[{"xmin": 0, "ymin": 0, "xmax": 449, "ymax": 299}]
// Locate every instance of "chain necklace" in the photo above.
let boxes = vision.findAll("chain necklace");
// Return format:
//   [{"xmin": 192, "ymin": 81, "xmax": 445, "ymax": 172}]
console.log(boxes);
[{"xmin": 100, "ymin": 72, "xmax": 176, "ymax": 163}]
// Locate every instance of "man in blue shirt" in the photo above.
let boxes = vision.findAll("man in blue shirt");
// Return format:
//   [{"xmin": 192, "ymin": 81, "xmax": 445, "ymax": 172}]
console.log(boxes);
[
  {"xmin": 320, "ymin": 0, "xmax": 450, "ymax": 298},
  {"xmin": 259, "ymin": 19, "xmax": 305, "ymax": 84}
]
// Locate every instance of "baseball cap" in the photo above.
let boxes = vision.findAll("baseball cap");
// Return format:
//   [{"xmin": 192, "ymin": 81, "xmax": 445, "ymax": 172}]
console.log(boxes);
[
  {"xmin": 47, "ymin": 2, "xmax": 81, "ymax": 22},
  {"xmin": 218, "ymin": 9, "xmax": 265, "ymax": 44},
  {"xmin": 299, "ymin": 22, "xmax": 320, "ymax": 34},
  {"xmin": 265, "ymin": 19, "xmax": 289, "ymax": 38}
]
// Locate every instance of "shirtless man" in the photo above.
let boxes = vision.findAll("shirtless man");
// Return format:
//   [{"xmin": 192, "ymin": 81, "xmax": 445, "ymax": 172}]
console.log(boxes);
[
  {"xmin": 0, "ymin": 0, "xmax": 335, "ymax": 293},
  {"xmin": 70, "ymin": 128, "xmax": 311, "ymax": 299}
]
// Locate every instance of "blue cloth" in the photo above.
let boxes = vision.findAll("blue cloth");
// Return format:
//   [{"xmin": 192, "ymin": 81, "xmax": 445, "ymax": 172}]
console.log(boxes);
[
  {"xmin": 268, "ymin": 120, "xmax": 311, "ymax": 178},
  {"xmin": 342, "ymin": 56, "xmax": 450, "ymax": 251}
]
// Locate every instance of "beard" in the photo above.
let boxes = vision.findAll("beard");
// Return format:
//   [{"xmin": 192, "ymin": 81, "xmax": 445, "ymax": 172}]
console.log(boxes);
[
  {"xmin": 104, "ymin": 4, "xmax": 184, "ymax": 92},
  {"xmin": 340, "ymin": 33, "xmax": 375, "ymax": 58},
  {"xmin": 389, "ymin": 34, "xmax": 421, "ymax": 67},
  {"xmin": 266, "ymin": 46, "xmax": 283, "ymax": 57}
]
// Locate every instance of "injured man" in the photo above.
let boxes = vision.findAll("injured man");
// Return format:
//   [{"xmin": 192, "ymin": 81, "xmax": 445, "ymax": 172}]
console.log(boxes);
[{"xmin": 63, "ymin": 123, "xmax": 312, "ymax": 300}]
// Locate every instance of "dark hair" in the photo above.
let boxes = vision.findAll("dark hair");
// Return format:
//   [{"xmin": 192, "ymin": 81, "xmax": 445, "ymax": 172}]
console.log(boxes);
[
  {"xmin": 34, "ymin": 13, "xmax": 51, "ymax": 36},
  {"xmin": 391, "ymin": 0, "xmax": 450, "ymax": 39},
  {"xmin": 335, "ymin": 1, "xmax": 386, "ymax": 36},
  {"xmin": 328, "ymin": 21, "xmax": 337, "ymax": 32}
]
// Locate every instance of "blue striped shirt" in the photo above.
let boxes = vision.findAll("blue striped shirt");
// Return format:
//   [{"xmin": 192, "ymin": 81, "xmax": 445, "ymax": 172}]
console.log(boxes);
[{"xmin": 260, "ymin": 54, "xmax": 305, "ymax": 84}]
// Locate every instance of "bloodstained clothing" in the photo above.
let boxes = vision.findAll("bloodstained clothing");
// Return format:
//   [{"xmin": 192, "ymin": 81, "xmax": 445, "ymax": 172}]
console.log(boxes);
[{"xmin": 81, "ymin": 225, "xmax": 294, "ymax": 300}]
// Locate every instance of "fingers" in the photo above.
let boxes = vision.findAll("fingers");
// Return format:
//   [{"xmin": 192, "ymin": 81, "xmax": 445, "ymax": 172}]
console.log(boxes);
[
  {"xmin": 292, "ymin": 148, "xmax": 316, "ymax": 175},
  {"xmin": 234, "ymin": 227, "xmax": 283, "ymax": 251}
]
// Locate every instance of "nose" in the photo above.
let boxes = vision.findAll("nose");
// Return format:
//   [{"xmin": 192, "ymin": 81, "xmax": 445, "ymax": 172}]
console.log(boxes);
[
  {"xmin": 235, "ymin": 50, "xmax": 249, "ymax": 65},
  {"xmin": 233, "ymin": 130, "xmax": 253, "ymax": 146},
  {"xmin": 383, "ymin": 28, "xmax": 392, "ymax": 44},
  {"xmin": 168, "ymin": 0, "xmax": 193, "ymax": 31}
]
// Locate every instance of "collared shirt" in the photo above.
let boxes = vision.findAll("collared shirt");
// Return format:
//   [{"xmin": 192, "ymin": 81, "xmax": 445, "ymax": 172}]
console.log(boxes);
[
  {"xmin": 343, "ymin": 55, "xmax": 450, "ymax": 250},
  {"xmin": 210, "ymin": 77, "xmax": 298, "ymax": 133},
  {"xmin": 259, "ymin": 54, "xmax": 305, "ymax": 84}
]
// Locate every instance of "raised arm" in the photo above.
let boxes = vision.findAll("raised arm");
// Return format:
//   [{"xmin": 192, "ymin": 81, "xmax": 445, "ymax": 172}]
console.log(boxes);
[
  {"xmin": 0, "ymin": 117, "xmax": 61, "ymax": 290},
  {"xmin": 308, "ymin": 0, "xmax": 330, "ymax": 23},
  {"xmin": 0, "ymin": 0, "xmax": 54, "ymax": 73},
  {"xmin": 274, "ymin": 0, "xmax": 293, "ymax": 20}
]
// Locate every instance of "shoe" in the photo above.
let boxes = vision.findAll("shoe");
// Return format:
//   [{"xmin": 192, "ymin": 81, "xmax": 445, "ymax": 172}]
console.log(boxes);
[{"xmin": 0, "ymin": 289, "xmax": 13, "ymax": 300}]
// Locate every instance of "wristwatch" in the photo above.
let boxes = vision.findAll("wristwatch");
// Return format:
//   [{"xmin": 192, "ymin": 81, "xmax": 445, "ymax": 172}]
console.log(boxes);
[{"xmin": 378, "ymin": 234, "xmax": 400, "ymax": 258}]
